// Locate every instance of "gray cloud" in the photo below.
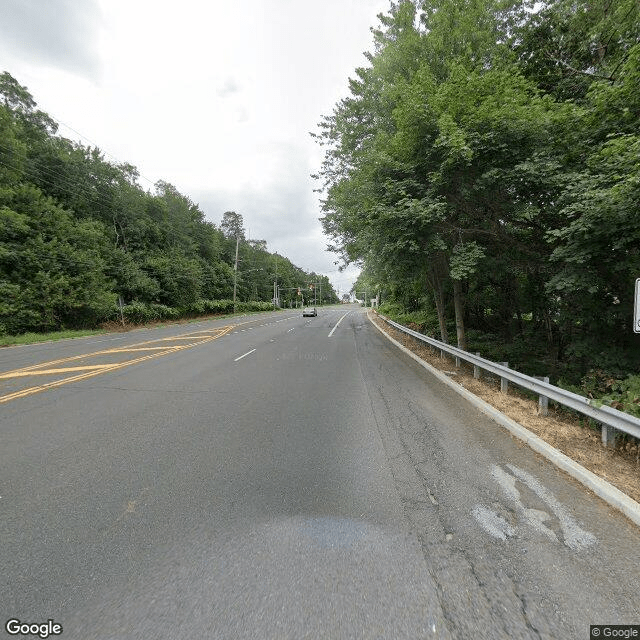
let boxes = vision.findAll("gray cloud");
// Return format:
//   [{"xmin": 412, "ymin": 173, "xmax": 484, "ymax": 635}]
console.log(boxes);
[
  {"xmin": 194, "ymin": 184, "xmax": 324, "ymax": 267},
  {"xmin": 216, "ymin": 76, "xmax": 240, "ymax": 98},
  {"xmin": 190, "ymin": 154, "xmax": 330, "ymax": 275},
  {"xmin": 0, "ymin": 0, "xmax": 102, "ymax": 78}
]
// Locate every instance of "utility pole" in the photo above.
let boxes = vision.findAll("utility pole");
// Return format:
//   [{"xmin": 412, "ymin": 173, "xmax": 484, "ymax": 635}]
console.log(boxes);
[
  {"xmin": 233, "ymin": 234, "xmax": 239, "ymax": 313},
  {"xmin": 273, "ymin": 255, "xmax": 278, "ymax": 309}
]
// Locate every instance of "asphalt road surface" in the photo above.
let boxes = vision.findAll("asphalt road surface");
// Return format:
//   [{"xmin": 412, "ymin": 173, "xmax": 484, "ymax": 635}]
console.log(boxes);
[{"xmin": 1, "ymin": 305, "xmax": 639, "ymax": 639}]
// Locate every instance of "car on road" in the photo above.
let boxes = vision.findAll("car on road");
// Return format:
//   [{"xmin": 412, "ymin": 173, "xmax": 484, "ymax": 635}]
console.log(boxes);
[{"xmin": 302, "ymin": 307, "xmax": 317, "ymax": 317}]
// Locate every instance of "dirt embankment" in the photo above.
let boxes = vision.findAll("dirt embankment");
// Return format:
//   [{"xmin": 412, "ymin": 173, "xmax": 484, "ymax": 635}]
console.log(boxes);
[{"xmin": 370, "ymin": 314, "xmax": 640, "ymax": 504}]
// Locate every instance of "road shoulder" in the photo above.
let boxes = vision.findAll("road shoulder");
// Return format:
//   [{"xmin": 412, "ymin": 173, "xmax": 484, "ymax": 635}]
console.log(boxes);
[{"xmin": 368, "ymin": 311, "xmax": 640, "ymax": 529}]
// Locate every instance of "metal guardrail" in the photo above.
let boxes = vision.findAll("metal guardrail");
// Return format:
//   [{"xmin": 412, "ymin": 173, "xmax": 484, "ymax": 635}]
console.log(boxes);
[{"xmin": 376, "ymin": 313, "xmax": 640, "ymax": 444}]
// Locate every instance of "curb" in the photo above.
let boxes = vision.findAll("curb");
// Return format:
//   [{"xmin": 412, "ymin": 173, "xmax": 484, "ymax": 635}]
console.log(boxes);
[{"xmin": 367, "ymin": 311, "xmax": 640, "ymax": 529}]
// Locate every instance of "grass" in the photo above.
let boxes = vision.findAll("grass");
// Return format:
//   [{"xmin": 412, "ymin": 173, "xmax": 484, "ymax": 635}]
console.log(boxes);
[{"xmin": 0, "ymin": 328, "xmax": 107, "ymax": 348}]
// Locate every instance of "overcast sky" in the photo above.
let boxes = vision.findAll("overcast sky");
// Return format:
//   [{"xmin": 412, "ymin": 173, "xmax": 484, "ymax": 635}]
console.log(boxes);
[{"xmin": 0, "ymin": 0, "xmax": 391, "ymax": 297}]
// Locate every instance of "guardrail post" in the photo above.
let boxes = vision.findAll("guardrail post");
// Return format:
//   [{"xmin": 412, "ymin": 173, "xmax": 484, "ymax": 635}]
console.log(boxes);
[
  {"xmin": 473, "ymin": 353, "xmax": 481, "ymax": 379},
  {"xmin": 535, "ymin": 376, "xmax": 550, "ymax": 416},
  {"xmin": 440, "ymin": 348, "xmax": 445, "ymax": 360},
  {"xmin": 377, "ymin": 316, "xmax": 640, "ymax": 445},
  {"xmin": 500, "ymin": 363, "xmax": 509, "ymax": 393},
  {"xmin": 455, "ymin": 355, "xmax": 460, "ymax": 368},
  {"xmin": 601, "ymin": 423, "xmax": 617, "ymax": 448}
]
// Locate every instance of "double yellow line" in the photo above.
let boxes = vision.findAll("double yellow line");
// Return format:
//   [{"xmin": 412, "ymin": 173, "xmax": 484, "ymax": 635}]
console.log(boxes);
[{"xmin": 0, "ymin": 325, "xmax": 235, "ymax": 404}]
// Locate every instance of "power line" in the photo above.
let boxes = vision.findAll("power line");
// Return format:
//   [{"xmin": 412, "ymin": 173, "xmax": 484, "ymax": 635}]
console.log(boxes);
[
  {"xmin": 0, "ymin": 144, "xmax": 140, "ymax": 206},
  {"xmin": 44, "ymin": 111, "xmax": 158, "ymax": 189}
]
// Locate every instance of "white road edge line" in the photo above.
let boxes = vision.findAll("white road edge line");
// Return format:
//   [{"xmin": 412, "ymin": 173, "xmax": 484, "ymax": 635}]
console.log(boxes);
[
  {"xmin": 234, "ymin": 349, "xmax": 256, "ymax": 362},
  {"xmin": 328, "ymin": 312, "xmax": 350, "ymax": 338}
]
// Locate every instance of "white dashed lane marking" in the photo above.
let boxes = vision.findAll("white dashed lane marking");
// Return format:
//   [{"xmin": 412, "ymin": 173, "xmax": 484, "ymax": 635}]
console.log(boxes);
[{"xmin": 234, "ymin": 349, "xmax": 256, "ymax": 362}]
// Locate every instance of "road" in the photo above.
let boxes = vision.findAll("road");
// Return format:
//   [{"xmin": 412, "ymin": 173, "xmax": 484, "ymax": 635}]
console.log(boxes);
[{"xmin": 1, "ymin": 305, "xmax": 639, "ymax": 639}]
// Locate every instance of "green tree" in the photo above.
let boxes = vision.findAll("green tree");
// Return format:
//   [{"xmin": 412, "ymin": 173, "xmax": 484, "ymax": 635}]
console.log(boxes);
[
  {"xmin": 220, "ymin": 210, "xmax": 245, "ymax": 241},
  {"xmin": 0, "ymin": 184, "xmax": 116, "ymax": 332},
  {"xmin": 315, "ymin": 0, "xmax": 640, "ymax": 379},
  {"xmin": 0, "ymin": 70, "xmax": 345, "ymax": 334}
]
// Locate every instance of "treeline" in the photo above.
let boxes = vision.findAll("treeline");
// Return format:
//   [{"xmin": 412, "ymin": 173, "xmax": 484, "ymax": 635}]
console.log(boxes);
[
  {"xmin": 0, "ymin": 72, "xmax": 337, "ymax": 335},
  {"xmin": 317, "ymin": 0, "xmax": 640, "ymax": 389}
]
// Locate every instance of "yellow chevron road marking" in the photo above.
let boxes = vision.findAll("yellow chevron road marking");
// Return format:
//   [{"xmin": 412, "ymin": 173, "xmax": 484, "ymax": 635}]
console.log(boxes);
[
  {"xmin": 100, "ymin": 347, "xmax": 175, "ymax": 353},
  {"xmin": 0, "ymin": 326, "xmax": 234, "ymax": 404},
  {"xmin": 158, "ymin": 336, "xmax": 218, "ymax": 340},
  {"xmin": 0, "ymin": 364, "xmax": 118, "ymax": 379},
  {"xmin": 0, "ymin": 314, "xmax": 291, "ymax": 377},
  {"xmin": 0, "ymin": 326, "xmax": 234, "ymax": 377}
]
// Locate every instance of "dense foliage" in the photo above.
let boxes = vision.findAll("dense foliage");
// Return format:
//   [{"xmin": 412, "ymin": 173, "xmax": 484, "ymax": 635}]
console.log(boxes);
[
  {"xmin": 316, "ymin": 0, "xmax": 640, "ymax": 394},
  {"xmin": 0, "ymin": 73, "xmax": 337, "ymax": 335}
]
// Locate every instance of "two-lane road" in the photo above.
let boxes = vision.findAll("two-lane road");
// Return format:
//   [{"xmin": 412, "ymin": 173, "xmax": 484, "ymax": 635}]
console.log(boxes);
[{"xmin": 1, "ymin": 305, "xmax": 639, "ymax": 638}]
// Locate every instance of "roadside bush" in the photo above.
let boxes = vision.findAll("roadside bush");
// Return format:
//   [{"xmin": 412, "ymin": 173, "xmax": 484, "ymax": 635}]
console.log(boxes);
[
  {"xmin": 113, "ymin": 298, "xmax": 273, "ymax": 326},
  {"xmin": 118, "ymin": 301, "xmax": 179, "ymax": 324},
  {"xmin": 209, "ymin": 299, "xmax": 234, "ymax": 313},
  {"xmin": 182, "ymin": 299, "xmax": 236, "ymax": 315},
  {"xmin": 149, "ymin": 303, "xmax": 180, "ymax": 320},
  {"xmin": 120, "ymin": 301, "xmax": 155, "ymax": 324},
  {"xmin": 379, "ymin": 302, "xmax": 439, "ymax": 336},
  {"xmin": 184, "ymin": 299, "xmax": 206, "ymax": 315},
  {"xmin": 379, "ymin": 301, "xmax": 404, "ymax": 317},
  {"xmin": 580, "ymin": 371, "xmax": 640, "ymax": 419},
  {"xmin": 236, "ymin": 301, "xmax": 273, "ymax": 312}
]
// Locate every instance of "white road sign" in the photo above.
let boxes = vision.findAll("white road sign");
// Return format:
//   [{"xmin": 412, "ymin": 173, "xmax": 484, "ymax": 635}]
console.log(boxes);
[{"xmin": 635, "ymin": 278, "xmax": 640, "ymax": 333}]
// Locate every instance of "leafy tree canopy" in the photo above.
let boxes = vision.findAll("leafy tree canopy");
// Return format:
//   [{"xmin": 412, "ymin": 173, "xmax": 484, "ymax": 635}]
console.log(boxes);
[
  {"xmin": 0, "ymin": 74, "xmax": 338, "ymax": 334},
  {"xmin": 314, "ymin": 0, "xmax": 640, "ymax": 380}
]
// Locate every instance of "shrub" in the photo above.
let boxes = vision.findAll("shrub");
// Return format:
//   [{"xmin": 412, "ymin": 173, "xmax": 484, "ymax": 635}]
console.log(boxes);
[
  {"xmin": 116, "ymin": 301, "xmax": 178, "ymax": 324},
  {"xmin": 580, "ymin": 372, "xmax": 640, "ymax": 419},
  {"xmin": 379, "ymin": 302, "xmax": 439, "ymax": 335},
  {"xmin": 121, "ymin": 301, "xmax": 153, "ymax": 324},
  {"xmin": 236, "ymin": 301, "xmax": 273, "ymax": 312},
  {"xmin": 208, "ymin": 299, "xmax": 234, "ymax": 313},
  {"xmin": 149, "ymin": 303, "xmax": 180, "ymax": 320}
]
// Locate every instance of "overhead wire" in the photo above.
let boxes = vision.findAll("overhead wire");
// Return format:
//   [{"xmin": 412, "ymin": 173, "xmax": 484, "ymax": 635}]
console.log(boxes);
[
  {"xmin": 0, "ymin": 116, "xmax": 333, "ymax": 293},
  {"xmin": 0, "ymin": 141, "xmax": 144, "ymax": 206},
  {"xmin": 40, "ymin": 110, "xmax": 158, "ymax": 189},
  {"xmin": 0, "ymin": 156, "xmax": 124, "ymax": 209}
]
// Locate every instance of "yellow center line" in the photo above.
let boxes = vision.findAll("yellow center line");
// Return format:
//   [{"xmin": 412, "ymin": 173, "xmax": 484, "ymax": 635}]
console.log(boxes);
[
  {"xmin": 0, "ymin": 326, "xmax": 234, "ymax": 404},
  {"xmin": 100, "ymin": 346, "xmax": 176, "ymax": 353},
  {"xmin": 0, "ymin": 326, "xmax": 235, "ymax": 377},
  {"xmin": 169, "ymin": 332, "xmax": 222, "ymax": 337},
  {"xmin": 158, "ymin": 336, "xmax": 218, "ymax": 341},
  {"xmin": 0, "ymin": 364, "xmax": 119, "ymax": 379},
  {"xmin": 1, "ymin": 314, "xmax": 288, "ymax": 377}
]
